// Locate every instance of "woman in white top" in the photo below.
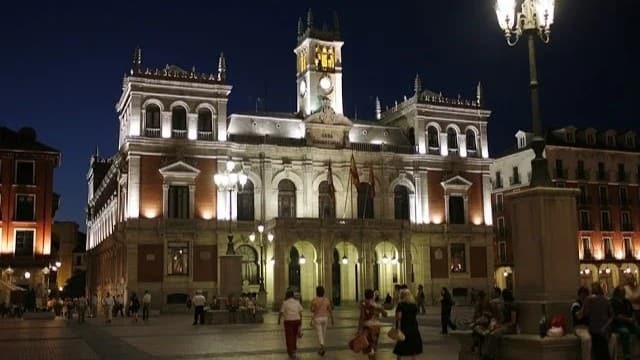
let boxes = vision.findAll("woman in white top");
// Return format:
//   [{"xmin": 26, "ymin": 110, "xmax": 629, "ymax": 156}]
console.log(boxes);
[
  {"xmin": 278, "ymin": 290, "xmax": 303, "ymax": 360},
  {"xmin": 311, "ymin": 286, "xmax": 334, "ymax": 357}
]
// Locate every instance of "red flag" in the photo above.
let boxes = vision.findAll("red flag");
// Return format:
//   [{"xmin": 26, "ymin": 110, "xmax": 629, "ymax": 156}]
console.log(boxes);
[
  {"xmin": 350, "ymin": 154, "xmax": 360, "ymax": 188},
  {"xmin": 327, "ymin": 162, "xmax": 336, "ymax": 199},
  {"xmin": 369, "ymin": 163, "xmax": 376, "ymax": 198}
]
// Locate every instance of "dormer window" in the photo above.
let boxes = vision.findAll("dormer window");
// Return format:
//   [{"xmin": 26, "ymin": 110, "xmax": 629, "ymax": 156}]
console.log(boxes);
[
  {"xmin": 586, "ymin": 132, "xmax": 595, "ymax": 145},
  {"xmin": 626, "ymin": 135, "xmax": 635, "ymax": 148},
  {"xmin": 517, "ymin": 135, "xmax": 526, "ymax": 149},
  {"xmin": 566, "ymin": 131, "xmax": 575, "ymax": 143},
  {"xmin": 607, "ymin": 134, "xmax": 616, "ymax": 147}
]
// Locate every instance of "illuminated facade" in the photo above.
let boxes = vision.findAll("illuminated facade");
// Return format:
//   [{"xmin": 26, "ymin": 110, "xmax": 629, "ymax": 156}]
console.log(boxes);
[
  {"xmin": 0, "ymin": 127, "xmax": 60, "ymax": 304},
  {"xmin": 491, "ymin": 126, "xmax": 640, "ymax": 292},
  {"xmin": 86, "ymin": 11, "xmax": 494, "ymax": 308}
]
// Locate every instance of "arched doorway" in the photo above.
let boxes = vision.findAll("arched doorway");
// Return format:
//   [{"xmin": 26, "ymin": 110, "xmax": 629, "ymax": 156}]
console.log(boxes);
[
  {"xmin": 289, "ymin": 241, "xmax": 318, "ymax": 302},
  {"xmin": 598, "ymin": 263, "xmax": 619, "ymax": 296},
  {"xmin": 579, "ymin": 264, "xmax": 598, "ymax": 288},
  {"xmin": 374, "ymin": 241, "xmax": 400, "ymax": 298},
  {"xmin": 334, "ymin": 241, "xmax": 359, "ymax": 304},
  {"xmin": 288, "ymin": 247, "xmax": 301, "ymax": 292},
  {"xmin": 620, "ymin": 263, "xmax": 639, "ymax": 285},
  {"xmin": 332, "ymin": 249, "xmax": 341, "ymax": 306}
]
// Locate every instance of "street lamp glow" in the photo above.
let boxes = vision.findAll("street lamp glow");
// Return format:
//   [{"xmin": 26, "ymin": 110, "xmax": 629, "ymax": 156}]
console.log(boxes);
[
  {"xmin": 24, "ymin": 271, "xmax": 31, "ymax": 280},
  {"xmin": 299, "ymin": 254, "xmax": 306, "ymax": 265},
  {"xmin": 257, "ymin": 224, "xmax": 265, "ymax": 234},
  {"xmin": 495, "ymin": 0, "xmax": 516, "ymax": 32},
  {"xmin": 58, "ymin": 286, "xmax": 63, "ymax": 292},
  {"xmin": 267, "ymin": 233, "xmax": 274, "ymax": 242},
  {"xmin": 226, "ymin": 160, "xmax": 236, "ymax": 172},
  {"xmin": 5, "ymin": 266, "xmax": 14, "ymax": 276},
  {"xmin": 270, "ymin": 257, "xmax": 275, "ymax": 265},
  {"xmin": 51, "ymin": 265, "xmax": 58, "ymax": 272},
  {"xmin": 391, "ymin": 256, "xmax": 398, "ymax": 265},
  {"xmin": 55, "ymin": 261, "xmax": 62, "ymax": 268},
  {"xmin": 42, "ymin": 267, "xmax": 50, "ymax": 275},
  {"xmin": 341, "ymin": 255, "xmax": 348, "ymax": 265},
  {"xmin": 249, "ymin": 232, "xmax": 256, "ymax": 242},
  {"xmin": 382, "ymin": 254, "xmax": 389, "ymax": 264},
  {"xmin": 534, "ymin": 0, "xmax": 555, "ymax": 28}
]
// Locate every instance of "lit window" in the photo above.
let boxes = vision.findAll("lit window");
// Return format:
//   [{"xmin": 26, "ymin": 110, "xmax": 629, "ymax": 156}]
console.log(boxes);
[
  {"xmin": 450, "ymin": 243, "xmax": 466, "ymax": 273},
  {"xmin": 167, "ymin": 242, "xmax": 189, "ymax": 275}
]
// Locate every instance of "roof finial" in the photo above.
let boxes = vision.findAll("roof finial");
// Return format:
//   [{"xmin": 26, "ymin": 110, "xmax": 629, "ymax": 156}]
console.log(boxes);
[
  {"xmin": 414, "ymin": 73, "xmax": 422, "ymax": 96},
  {"xmin": 131, "ymin": 46, "xmax": 142, "ymax": 75},
  {"xmin": 218, "ymin": 52, "xmax": 226, "ymax": 81},
  {"xmin": 94, "ymin": 144, "xmax": 100, "ymax": 160},
  {"xmin": 297, "ymin": 17, "xmax": 304, "ymax": 37},
  {"xmin": 307, "ymin": 8, "xmax": 313, "ymax": 30},
  {"xmin": 476, "ymin": 81, "xmax": 483, "ymax": 106},
  {"xmin": 333, "ymin": 11, "xmax": 340, "ymax": 36},
  {"xmin": 375, "ymin": 96, "xmax": 381, "ymax": 120}
]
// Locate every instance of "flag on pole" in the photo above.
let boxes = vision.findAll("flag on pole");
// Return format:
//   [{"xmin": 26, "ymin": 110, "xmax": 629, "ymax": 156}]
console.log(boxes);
[
  {"xmin": 350, "ymin": 154, "xmax": 360, "ymax": 188},
  {"xmin": 327, "ymin": 161, "xmax": 336, "ymax": 200},
  {"xmin": 369, "ymin": 163, "xmax": 376, "ymax": 198}
]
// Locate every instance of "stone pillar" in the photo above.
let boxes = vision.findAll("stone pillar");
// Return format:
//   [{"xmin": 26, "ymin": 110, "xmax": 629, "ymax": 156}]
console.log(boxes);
[
  {"xmin": 218, "ymin": 255, "xmax": 242, "ymax": 297},
  {"xmin": 506, "ymin": 187, "xmax": 579, "ymax": 335}
]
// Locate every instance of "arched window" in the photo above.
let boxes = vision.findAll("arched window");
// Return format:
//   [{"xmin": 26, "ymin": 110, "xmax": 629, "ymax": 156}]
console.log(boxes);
[
  {"xmin": 171, "ymin": 107, "xmax": 187, "ymax": 138},
  {"xmin": 237, "ymin": 245, "xmax": 258, "ymax": 285},
  {"xmin": 197, "ymin": 109, "xmax": 213, "ymax": 140},
  {"xmin": 447, "ymin": 128, "xmax": 458, "ymax": 149},
  {"xmin": 357, "ymin": 182, "xmax": 374, "ymax": 219},
  {"xmin": 427, "ymin": 126, "xmax": 439, "ymax": 148},
  {"xmin": 466, "ymin": 129, "xmax": 477, "ymax": 151},
  {"xmin": 145, "ymin": 105, "xmax": 161, "ymax": 137},
  {"xmin": 278, "ymin": 179, "xmax": 296, "ymax": 218},
  {"xmin": 318, "ymin": 181, "xmax": 335, "ymax": 219},
  {"xmin": 288, "ymin": 247, "xmax": 301, "ymax": 291},
  {"xmin": 237, "ymin": 179, "xmax": 254, "ymax": 221},
  {"xmin": 394, "ymin": 185, "xmax": 410, "ymax": 220}
]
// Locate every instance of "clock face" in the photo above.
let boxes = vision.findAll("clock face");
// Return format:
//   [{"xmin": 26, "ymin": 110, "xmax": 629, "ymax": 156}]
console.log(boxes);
[
  {"xmin": 299, "ymin": 80, "xmax": 307, "ymax": 97},
  {"xmin": 319, "ymin": 76, "xmax": 332, "ymax": 93}
]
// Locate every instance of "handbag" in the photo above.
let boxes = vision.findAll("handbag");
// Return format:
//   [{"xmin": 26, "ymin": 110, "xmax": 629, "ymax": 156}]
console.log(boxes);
[
  {"xmin": 348, "ymin": 332, "xmax": 369, "ymax": 353},
  {"xmin": 388, "ymin": 327, "xmax": 406, "ymax": 341}
]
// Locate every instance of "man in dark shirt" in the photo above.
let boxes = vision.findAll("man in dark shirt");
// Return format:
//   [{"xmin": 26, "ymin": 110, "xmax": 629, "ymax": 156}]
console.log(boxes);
[
  {"xmin": 571, "ymin": 286, "xmax": 591, "ymax": 360},
  {"xmin": 611, "ymin": 286, "xmax": 640, "ymax": 360},
  {"xmin": 584, "ymin": 282, "xmax": 612, "ymax": 360}
]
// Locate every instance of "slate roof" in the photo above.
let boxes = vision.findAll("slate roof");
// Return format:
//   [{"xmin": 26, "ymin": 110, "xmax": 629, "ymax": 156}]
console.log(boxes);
[{"xmin": 0, "ymin": 126, "xmax": 61, "ymax": 154}]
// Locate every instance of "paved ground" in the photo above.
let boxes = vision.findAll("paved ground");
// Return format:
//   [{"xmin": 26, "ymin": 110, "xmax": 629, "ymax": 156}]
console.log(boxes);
[{"xmin": 0, "ymin": 306, "xmax": 471, "ymax": 360}]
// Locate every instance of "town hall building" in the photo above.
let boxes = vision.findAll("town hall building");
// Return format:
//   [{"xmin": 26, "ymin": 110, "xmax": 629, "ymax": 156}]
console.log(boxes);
[{"xmin": 86, "ymin": 11, "xmax": 495, "ymax": 309}]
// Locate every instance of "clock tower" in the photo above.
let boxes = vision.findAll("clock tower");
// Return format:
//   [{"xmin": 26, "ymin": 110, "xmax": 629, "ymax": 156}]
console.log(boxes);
[{"xmin": 294, "ymin": 10, "xmax": 344, "ymax": 116}]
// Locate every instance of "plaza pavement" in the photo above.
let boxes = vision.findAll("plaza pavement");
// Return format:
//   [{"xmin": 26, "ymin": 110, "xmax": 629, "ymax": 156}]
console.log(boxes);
[{"xmin": 0, "ymin": 306, "xmax": 471, "ymax": 360}]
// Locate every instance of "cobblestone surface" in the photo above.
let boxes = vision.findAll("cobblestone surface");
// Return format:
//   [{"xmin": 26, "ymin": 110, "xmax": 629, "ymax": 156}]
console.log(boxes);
[{"xmin": 0, "ymin": 306, "xmax": 469, "ymax": 359}]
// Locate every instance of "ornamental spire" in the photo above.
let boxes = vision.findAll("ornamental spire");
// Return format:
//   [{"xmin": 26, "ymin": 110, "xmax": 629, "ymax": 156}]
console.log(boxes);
[
  {"xmin": 476, "ymin": 81, "xmax": 483, "ymax": 106},
  {"xmin": 297, "ymin": 17, "xmax": 304, "ymax": 36},
  {"xmin": 131, "ymin": 46, "xmax": 142, "ymax": 75},
  {"xmin": 333, "ymin": 11, "xmax": 340, "ymax": 36},
  {"xmin": 218, "ymin": 52, "xmax": 226, "ymax": 81},
  {"xmin": 307, "ymin": 8, "xmax": 313, "ymax": 30},
  {"xmin": 414, "ymin": 73, "xmax": 422, "ymax": 96},
  {"xmin": 375, "ymin": 96, "xmax": 381, "ymax": 120}
]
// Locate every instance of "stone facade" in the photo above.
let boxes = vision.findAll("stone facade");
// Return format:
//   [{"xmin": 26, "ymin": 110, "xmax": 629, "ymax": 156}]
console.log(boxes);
[{"xmin": 86, "ymin": 12, "xmax": 495, "ymax": 309}]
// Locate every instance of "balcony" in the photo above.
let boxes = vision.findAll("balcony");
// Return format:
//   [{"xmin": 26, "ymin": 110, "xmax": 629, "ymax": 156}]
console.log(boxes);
[
  {"xmin": 622, "ymin": 223, "xmax": 634, "ymax": 232},
  {"xmin": 197, "ymin": 131, "xmax": 214, "ymax": 141},
  {"xmin": 509, "ymin": 175, "xmax": 521, "ymax": 186},
  {"xmin": 619, "ymin": 197, "xmax": 631, "ymax": 207},
  {"xmin": 597, "ymin": 171, "xmax": 610, "ymax": 182},
  {"xmin": 579, "ymin": 222, "xmax": 593, "ymax": 231},
  {"xmin": 554, "ymin": 168, "xmax": 568, "ymax": 179},
  {"xmin": 144, "ymin": 128, "xmax": 161, "ymax": 137},
  {"xmin": 601, "ymin": 223, "xmax": 613, "ymax": 231},
  {"xmin": 599, "ymin": 196, "xmax": 609, "ymax": 206},
  {"xmin": 493, "ymin": 179, "xmax": 503, "ymax": 190},
  {"xmin": 575, "ymin": 169, "xmax": 590, "ymax": 181},
  {"xmin": 577, "ymin": 196, "xmax": 592, "ymax": 206},
  {"xmin": 617, "ymin": 171, "xmax": 630, "ymax": 183},
  {"xmin": 350, "ymin": 142, "xmax": 417, "ymax": 154},
  {"xmin": 171, "ymin": 129, "xmax": 187, "ymax": 138},
  {"xmin": 582, "ymin": 249, "xmax": 594, "ymax": 260}
]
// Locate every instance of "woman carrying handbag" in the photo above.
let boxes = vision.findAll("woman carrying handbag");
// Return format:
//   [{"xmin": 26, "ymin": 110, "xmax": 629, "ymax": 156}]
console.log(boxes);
[
  {"xmin": 352, "ymin": 288, "xmax": 388, "ymax": 360},
  {"xmin": 393, "ymin": 289, "xmax": 423, "ymax": 359}
]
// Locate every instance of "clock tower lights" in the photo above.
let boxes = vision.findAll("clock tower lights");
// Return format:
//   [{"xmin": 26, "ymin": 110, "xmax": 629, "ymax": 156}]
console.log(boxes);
[{"xmin": 294, "ymin": 10, "xmax": 344, "ymax": 116}]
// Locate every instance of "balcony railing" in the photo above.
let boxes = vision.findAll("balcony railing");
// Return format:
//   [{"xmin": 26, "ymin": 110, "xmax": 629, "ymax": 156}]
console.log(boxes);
[
  {"xmin": 145, "ymin": 128, "xmax": 161, "ymax": 137},
  {"xmin": 350, "ymin": 142, "xmax": 417, "ymax": 154},
  {"xmin": 579, "ymin": 222, "xmax": 592, "ymax": 231},
  {"xmin": 172, "ymin": 129, "xmax": 187, "ymax": 138},
  {"xmin": 576, "ymin": 169, "xmax": 590, "ymax": 181},
  {"xmin": 509, "ymin": 175, "xmax": 521, "ymax": 186},
  {"xmin": 597, "ymin": 171, "xmax": 609, "ymax": 182},
  {"xmin": 620, "ymin": 197, "xmax": 631, "ymax": 207},
  {"xmin": 602, "ymin": 223, "xmax": 613, "ymax": 231},
  {"xmin": 494, "ymin": 179, "xmax": 503, "ymax": 189},
  {"xmin": 617, "ymin": 171, "xmax": 630, "ymax": 183},
  {"xmin": 197, "ymin": 131, "xmax": 214, "ymax": 141},
  {"xmin": 578, "ymin": 196, "xmax": 592, "ymax": 206},
  {"xmin": 599, "ymin": 197, "xmax": 609, "ymax": 206},
  {"xmin": 622, "ymin": 223, "xmax": 634, "ymax": 232},
  {"xmin": 554, "ymin": 168, "xmax": 568, "ymax": 179}
]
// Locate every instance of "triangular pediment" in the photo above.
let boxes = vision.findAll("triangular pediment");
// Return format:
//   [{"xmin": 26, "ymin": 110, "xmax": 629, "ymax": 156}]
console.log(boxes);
[
  {"xmin": 440, "ymin": 175, "xmax": 472, "ymax": 190},
  {"xmin": 159, "ymin": 161, "xmax": 201, "ymax": 177}
]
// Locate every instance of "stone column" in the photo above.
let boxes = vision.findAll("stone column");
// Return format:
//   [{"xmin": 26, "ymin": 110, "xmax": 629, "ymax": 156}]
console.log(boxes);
[{"xmin": 507, "ymin": 187, "xmax": 579, "ymax": 335}]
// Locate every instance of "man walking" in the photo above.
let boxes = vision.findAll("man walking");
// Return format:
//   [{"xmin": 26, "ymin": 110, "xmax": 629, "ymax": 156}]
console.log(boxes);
[
  {"xmin": 192, "ymin": 290, "xmax": 206, "ymax": 325},
  {"xmin": 90, "ymin": 294, "xmax": 98, "ymax": 318},
  {"xmin": 417, "ymin": 284, "xmax": 426, "ymax": 315},
  {"xmin": 102, "ymin": 292, "xmax": 114, "ymax": 324},
  {"xmin": 77, "ymin": 295, "xmax": 87, "ymax": 323},
  {"xmin": 142, "ymin": 290, "xmax": 151, "ymax": 321}
]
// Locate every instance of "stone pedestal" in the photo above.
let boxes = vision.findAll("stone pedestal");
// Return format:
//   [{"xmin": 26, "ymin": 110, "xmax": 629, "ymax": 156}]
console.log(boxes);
[
  {"xmin": 218, "ymin": 255, "xmax": 242, "ymax": 297},
  {"xmin": 507, "ymin": 187, "xmax": 580, "ymax": 335}
]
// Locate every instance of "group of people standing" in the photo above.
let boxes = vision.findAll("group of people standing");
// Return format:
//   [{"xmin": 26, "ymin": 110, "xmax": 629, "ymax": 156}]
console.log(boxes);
[
  {"xmin": 101, "ymin": 290, "xmax": 151, "ymax": 323},
  {"xmin": 573, "ymin": 279, "xmax": 640, "ymax": 360},
  {"xmin": 470, "ymin": 287, "xmax": 518, "ymax": 360}
]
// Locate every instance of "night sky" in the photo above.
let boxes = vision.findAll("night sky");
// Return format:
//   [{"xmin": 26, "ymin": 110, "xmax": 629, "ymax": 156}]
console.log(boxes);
[{"xmin": 0, "ymin": 0, "xmax": 637, "ymax": 228}]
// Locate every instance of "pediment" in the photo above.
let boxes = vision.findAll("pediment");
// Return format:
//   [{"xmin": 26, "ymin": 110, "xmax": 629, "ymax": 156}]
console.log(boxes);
[
  {"xmin": 304, "ymin": 100, "xmax": 352, "ymax": 127},
  {"xmin": 159, "ymin": 161, "xmax": 201, "ymax": 177},
  {"xmin": 440, "ymin": 175, "xmax": 472, "ymax": 191}
]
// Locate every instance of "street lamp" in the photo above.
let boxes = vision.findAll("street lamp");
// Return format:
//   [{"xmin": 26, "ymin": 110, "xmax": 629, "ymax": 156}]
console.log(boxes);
[
  {"xmin": 495, "ymin": 0, "xmax": 555, "ymax": 186},
  {"xmin": 214, "ymin": 160, "xmax": 248, "ymax": 255},
  {"xmin": 248, "ymin": 225, "xmax": 274, "ymax": 293},
  {"xmin": 5, "ymin": 266, "xmax": 14, "ymax": 285}
]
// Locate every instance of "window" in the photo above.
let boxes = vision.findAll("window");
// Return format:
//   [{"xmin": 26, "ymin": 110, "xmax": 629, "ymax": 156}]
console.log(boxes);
[
  {"xmin": 498, "ymin": 241, "xmax": 507, "ymax": 263},
  {"xmin": 578, "ymin": 184, "xmax": 588, "ymax": 204},
  {"xmin": 448, "ymin": 195, "xmax": 465, "ymax": 224},
  {"xmin": 555, "ymin": 159, "xmax": 564, "ymax": 178},
  {"xmin": 511, "ymin": 166, "xmax": 520, "ymax": 185},
  {"xmin": 168, "ymin": 185, "xmax": 189, "ymax": 219},
  {"xmin": 315, "ymin": 46, "xmax": 335, "ymax": 70},
  {"xmin": 497, "ymin": 217, "xmax": 505, "ymax": 236},
  {"xmin": 626, "ymin": 135, "xmax": 635, "ymax": 148},
  {"xmin": 622, "ymin": 211, "xmax": 632, "ymax": 231},
  {"xmin": 450, "ymin": 243, "xmax": 466, "ymax": 273},
  {"xmin": 620, "ymin": 187, "xmax": 629, "ymax": 205},
  {"xmin": 466, "ymin": 129, "xmax": 476, "ymax": 151},
  {"xmin": 598, "ymin": 162, "xmax": 606, "ymax": 180},
  {"xmin": 427, "ymin": 126, "xmax": 439, "ymax": 148},
  {"xmin": 447, "ymin": 128, "xmax": 458, "ymax": 150},
  {"xmin": 357, "ymin": 182, "xmax": 374, "ymax": 219},
  {"xmin": 496, "ymin": 193, "xmax": 504, "ymax": 213},
  {"xmin": 603, "ymin": 237, "xmax": 613, "ymax": 259},
  {"xmin": 601, "ymin": 211, "xmax": 612, "ymax": 231},
  {"xmin": 393, "ymin": 185, "xmax": 410, "ymax": 220},
  {"xmin": 167, "ymin": 242, "xmax": 189, "ymax": 275},
  {"xmin": 579, "ymin": 210, "xmax": 590, "ymax": 230},
  {"xmin": 15, "ymin": 194, "xmax": 35, "ymax": 221},
  {"xmin": 14, "ymin": 230, "xmax": 34, "ymax": 256},
  {"xmin": 577, "ymin": 160, "xmax": 586, "ymax": 179},
  {"xmin": 566, "ymin": 131, "xmax": 575, "ymax": 143},
  {"xmin": 618, "ymin": 163, "xmax": 627, "ymax": 182},
  {"xmin": 495, "ymin": 171, "xmax": 503, "ymax": 189},
  {"xmin": 277, "ymin": 179, "xmax": 296, "ymax": 218},
  {"xmin": 607, "ymin": 135, "xmax": 615, "ymax": 147},
  {"xmin": 624, "ymin": 237, "xmax": 634, "ymax": 258},
  {"xmin": 586, "ymin": 133, "xmax": 595, "ymax": 145},
  {"xmin": 318, "ymin": 181, "xmax": 335, "ymax": 219},
  {"xmin": 237, "ymin": 245, "xmax": 258, "ymax": 284},
  {"xmin": 171, "ymin": 106, "xmax": 187, "ymax": 136},
  {"xmin": 15, "ymin": 161, "xmax": 35, "ymax": 185},
  {"xmin": 145, "ymin": 105, "xmax": 161, "ymax": 129},
  {"xmin": 581, "ymin": 237, "xmax": 592, "ymax": 259},
  {"xmin": 599, "ymin": 186, "xmax": 608, "ymax": 205},
  {"xmin": 237, "ymin": 180, "xmax": 254, "ymax": 221},
  {"xmin": 197, "ymin": 108, "xmax": 213, "ymax": 136},
  {"xmin": 517, "ymin": 135, "xmax": 526, "ymax": 149}
]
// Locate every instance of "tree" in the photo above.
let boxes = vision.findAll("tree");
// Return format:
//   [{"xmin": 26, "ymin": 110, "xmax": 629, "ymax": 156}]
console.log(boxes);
[{"xmin": 62, "ymin": 271, "xmax": 86, "ymax": 298}]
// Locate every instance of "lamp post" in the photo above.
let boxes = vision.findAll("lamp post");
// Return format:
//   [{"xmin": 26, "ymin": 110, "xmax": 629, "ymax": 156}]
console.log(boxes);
[
  {"xmin": 495, "ymin": 0, "xmax": 555, "ymax": 186},
  {"xmin": 5, "ymin": 266, "xmax": 14, "ymax": 285},
  {"xmin": 214, "ymin": 160, "xmax": 248, "ymax": 255},
  {"xmin": 249, "ymin": 225, "xmax": 274, "ymax": 293}
]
